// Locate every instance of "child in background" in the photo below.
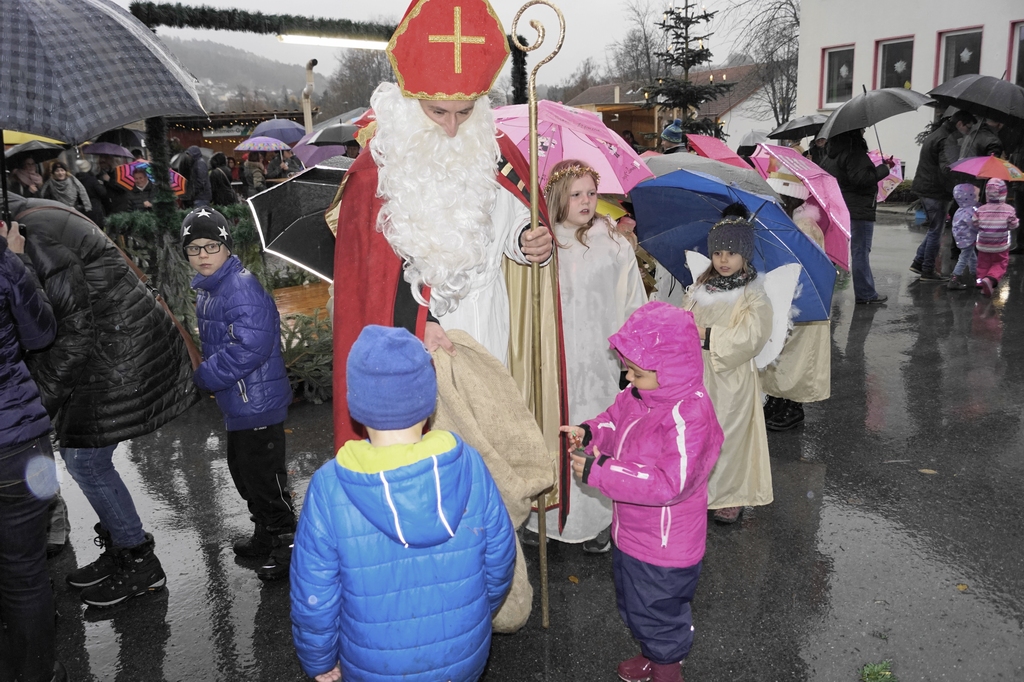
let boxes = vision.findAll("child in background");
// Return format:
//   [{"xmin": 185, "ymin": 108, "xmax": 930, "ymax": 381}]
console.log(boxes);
[
  {"xmin": 564, "ymin": 302, "xmax": 723, "ymax": 682},
  {"xmin": 182, "ymin": 207, "xmax": 296, "ymax": 581},
  {"xmin": 525, "ymin": 159, "xmax": 646, "ymax": 552},
  {"xmin": 948, "ymin": 183, "xmax": 980, "ymax": 291},
  {"xmin": 683, "ymin": 207, "xmax": 774, "ymax": 524},
  {"xmin": 974, "ymin": 178, "xmax": 1019, "ymax": 297},
  {"xmin": 290, "ymin": 325, "xmax": 516, "ymax": 682}
]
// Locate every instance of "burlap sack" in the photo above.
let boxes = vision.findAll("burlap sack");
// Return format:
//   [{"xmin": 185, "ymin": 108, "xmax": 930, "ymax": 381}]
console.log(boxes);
[{"xmin": 431, "ymin": 331, "xmax": 555, "ymax": 632}]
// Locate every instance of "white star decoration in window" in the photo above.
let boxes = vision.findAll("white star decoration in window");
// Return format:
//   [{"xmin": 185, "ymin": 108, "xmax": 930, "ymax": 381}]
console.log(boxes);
[
  {"xmin": 839, "ymin": 64, "xmax": 850, "ymax": 79},
  {"xmin": 959, "ymin": 47, "xmax": 972, "ymax": 63},
  {"xmin": 893, "ymin": 60, "xmax": 907, "ymax": 74}
]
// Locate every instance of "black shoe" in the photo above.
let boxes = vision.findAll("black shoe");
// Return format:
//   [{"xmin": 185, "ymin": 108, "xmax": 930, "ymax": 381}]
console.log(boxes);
[
  {"xmin": 233, "ymin": 523, "xmax": 274, "ymax": 558},
  {"xmin": 519, "ymin": 526, "xmax": 540, "ymax": 547},
  {"xmin": 582, "ymin": 527, "xmax": 611, "ymax": 554},
  {"xmin": 81, "ymin": 533, "xmax": 166, "ymax": 607},
  {"xmin": 947, "ymin": 275, "xmax": 968, "ymax": 290},
  {"xmin": 909, "ymin": 260, "xmax": 923, "ymax": 275},
  {"xmin": 855, "ymin": 294, "xmax": 888, "ymax": 305},
  {"xmin": 763, "ymin": 395, "xmax": 786, "ymax": 422},
  {"xmin": 919, "ymin": 270, "xmax": 947, "ymax": 282},
  {"xmin": 67, "ymin": 524, "xmax": 118, "ymax": 588},
  {"xmin": 766, "ymin": 401, "xmax": 805, "ymax": 431},
  {"xmin": 51, "ymin": 660, "xmax": 68, "ymax": 682},
  {"xmin": 257, "ymin": 533, "xmax": 293, "ymax": 581}
]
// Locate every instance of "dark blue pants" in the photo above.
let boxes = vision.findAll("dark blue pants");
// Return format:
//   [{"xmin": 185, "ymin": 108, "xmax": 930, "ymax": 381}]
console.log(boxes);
[
  {"xmin": 0, "ymin": 435, "xmax": 58, "ymax": 682},
  {"xmin": 613, "ymin": 547, "xmax": 702, "ymax": 664}
]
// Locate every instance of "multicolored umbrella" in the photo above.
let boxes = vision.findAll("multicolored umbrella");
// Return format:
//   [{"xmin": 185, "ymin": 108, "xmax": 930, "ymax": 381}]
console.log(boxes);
[
  {"xmin": 236, "ymin": 136, "xmax": 292, "ymax": 152},
  {"xmin": 115, "ymin": 161, "xmax": 187, "ymax": 196},
  {"xmin": 493, "ymin": 101, "xmax": 653, "ymax": 194},
  {"xmin": 867, "ymin": 150, "xmax": 903, "ymax": 201},
  {"xmin": 950, "ymin": 155, "xmax": 1024, "ymax": 182},
  {"xmin": 750, "ymin": 143, "xmax": 851, "ymax": 270}
]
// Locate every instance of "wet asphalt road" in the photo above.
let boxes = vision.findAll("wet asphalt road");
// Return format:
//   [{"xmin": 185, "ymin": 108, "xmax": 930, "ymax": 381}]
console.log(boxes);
[{"xmin": 49, "ymin": 213, "xmax": 1024, "ymax": 681}]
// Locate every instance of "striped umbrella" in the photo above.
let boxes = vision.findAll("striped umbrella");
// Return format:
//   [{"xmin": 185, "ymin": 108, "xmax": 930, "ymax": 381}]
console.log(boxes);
[
  {"xmin": 236, "ymin": 136, "xmax": 292, "ymax": 152},
  {"xmin": 115, "ymin": 161, "xmax": 187, "ymax": 196}
]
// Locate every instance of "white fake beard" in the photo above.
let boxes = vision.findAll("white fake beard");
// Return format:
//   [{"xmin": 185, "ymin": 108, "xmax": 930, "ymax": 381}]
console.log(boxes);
[{"xmin": 370, "ymin": 82, "xmax": 501, "ymax": 316}]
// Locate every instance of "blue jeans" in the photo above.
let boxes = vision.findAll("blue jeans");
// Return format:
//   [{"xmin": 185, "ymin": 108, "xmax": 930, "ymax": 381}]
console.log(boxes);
[
  {"xmin": 952, "ymin": 245, "xmax": 977, "ymax": 277},
  {"xmin": 850, "ymin": 219, "xmax": 879, "ymax": 301},
  {"xmin": 61, "ymin": 444, "xmax": 146, "ymax": 548},
  {"xmin": 0, "ymin": 435, "xmax": 57, "ymax": 682},
  {"xmin": 914, "ymin": 197, "xmax": 947, "ymax": 272}
]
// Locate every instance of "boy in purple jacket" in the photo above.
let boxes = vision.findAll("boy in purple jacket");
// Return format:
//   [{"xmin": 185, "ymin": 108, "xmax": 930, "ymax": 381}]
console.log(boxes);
[{"xmin": 563, "ymin": 302, "xmax": 724, "ymax": 682}]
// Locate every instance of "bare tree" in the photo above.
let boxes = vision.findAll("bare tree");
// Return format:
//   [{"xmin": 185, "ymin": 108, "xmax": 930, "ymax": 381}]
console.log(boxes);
[
  {"xmin": 606, "ymin": 0, "xmax": 669, "ymax": 84},
  {"xmin": 547, "ymin": 57, "xmax": 605, "ymax": 103},
  {"xmin": 721, "ymin": 0, "xmax": 799, "ymax": 126},
  {"xmin": 319, "ymin": 47, "xmax": 397, "ymax": 118}
]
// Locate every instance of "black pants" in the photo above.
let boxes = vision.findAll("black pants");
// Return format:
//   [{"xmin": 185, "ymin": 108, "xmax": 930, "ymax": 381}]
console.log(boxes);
[{"xmin": 226, "ymin": 423, "xmax": 295, "ymax": 532}]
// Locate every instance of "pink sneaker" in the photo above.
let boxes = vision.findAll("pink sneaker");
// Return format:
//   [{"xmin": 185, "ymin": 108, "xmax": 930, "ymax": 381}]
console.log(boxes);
[
  {"xmin": 618, "ymin": 653, "xmax": 653, "ymax": 682},
  {"xmin": 980, "ymin": 278, "xmax": 994, "ymax": 298}
]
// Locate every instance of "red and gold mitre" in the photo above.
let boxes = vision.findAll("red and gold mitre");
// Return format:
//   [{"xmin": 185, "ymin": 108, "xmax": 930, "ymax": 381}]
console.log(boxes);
[{"xmin": 386, "ymin": 0, "xmax": 510, "ymax": 100}]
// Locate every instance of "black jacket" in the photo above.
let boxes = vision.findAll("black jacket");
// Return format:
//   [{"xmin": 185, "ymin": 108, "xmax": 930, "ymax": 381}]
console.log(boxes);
[
  {"xmin": 821, "ymin": 135, "xmax": 891, "ymax": 222},
  {"xmin": 11, "ymin": 195, "xmax": 199, "ymax": 447},
  {"xmin": 75, "ymin": 171, "xmax": 107, "ymax": 227},
  {"xmin": 127, "ymin": 183, "xmax": 155, "ymax": 212},
  {"xmin": 959, "ymin": 122, "xmax": 1003, "ymax": 160},
  {"xmin": 186, "ymin": 146, "xmax": 213, "ymax": 206},
  {"xmin": 209, "ymin": 166, "xmax": 237, "ymax": 206},
  {"xmin": 911, "ymin": 120, "xmax": 956, "ymax": 200}
]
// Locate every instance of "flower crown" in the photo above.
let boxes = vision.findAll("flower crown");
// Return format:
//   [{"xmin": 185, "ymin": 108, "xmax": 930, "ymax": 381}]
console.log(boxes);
[{"xmin": 545, "ymin": 163, "xmax": 601, "ymax": 193}]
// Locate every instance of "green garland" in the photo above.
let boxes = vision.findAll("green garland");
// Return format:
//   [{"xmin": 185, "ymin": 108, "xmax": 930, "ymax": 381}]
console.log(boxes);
[{"xmin": 130, "ymin": 2, "xmax": 394, "ymax": 40}]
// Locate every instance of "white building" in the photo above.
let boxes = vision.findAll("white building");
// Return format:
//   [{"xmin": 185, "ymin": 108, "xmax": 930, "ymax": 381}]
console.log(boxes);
[{"xmin": 795, "ymin": 1, "xmax": 1024, "ymax": 177}]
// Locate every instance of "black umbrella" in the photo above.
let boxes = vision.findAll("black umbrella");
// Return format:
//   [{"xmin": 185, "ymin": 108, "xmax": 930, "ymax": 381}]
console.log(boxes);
[
  {"xmin": 818, "ymin": 88, "xmax": 934, "ymax": 140},
  {"xmin": 170, "ymin": 147, "xmax": 215, "ymax": 172},
  {"xmin": 4, "ymin": 140, "xmax": 66, "ymax": 169},
  {"xmin": 302, "ymin": 124, "xmax": 360, "ymax": 147},
  {"xmin": 927, "ymin": 74, "xmax": 1024, "ymax": 124},
  {"xmin": 767, "ymin": 114, "xmax": 829, "ymax": 141},
  {"xmin": 247, "ymin": 156, "xmax": 355, "ymax": 282},
  {"xmin": 0, "ymin": 0, "xmax": 206, "ymax": 220}
]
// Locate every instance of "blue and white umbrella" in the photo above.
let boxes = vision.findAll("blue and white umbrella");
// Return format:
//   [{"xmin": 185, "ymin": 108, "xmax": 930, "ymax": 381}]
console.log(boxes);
[{"xmin": 631, "ymin": 169, "xmax": 838, "ymax": 322}]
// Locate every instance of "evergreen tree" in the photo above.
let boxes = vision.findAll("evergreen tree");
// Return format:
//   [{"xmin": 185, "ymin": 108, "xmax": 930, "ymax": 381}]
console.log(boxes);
[{"xmin": 643, "ymin": 1, "xmax": 733, "ymax": 139}]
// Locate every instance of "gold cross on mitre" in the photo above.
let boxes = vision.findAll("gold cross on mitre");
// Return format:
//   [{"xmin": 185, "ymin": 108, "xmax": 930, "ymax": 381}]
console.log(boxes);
[{"xmin": 428, "ymin": 6, "xmax": 486, "ymax": 74}]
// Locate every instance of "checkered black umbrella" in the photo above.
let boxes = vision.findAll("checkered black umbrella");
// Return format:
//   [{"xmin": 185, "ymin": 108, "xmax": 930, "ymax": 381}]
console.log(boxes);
[{"xmin": 0, "ymin": 0, "xmax": 206, "ymax": 144}]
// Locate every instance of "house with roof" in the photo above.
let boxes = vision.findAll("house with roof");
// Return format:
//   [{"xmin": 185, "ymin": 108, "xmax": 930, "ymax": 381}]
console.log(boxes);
[
  {"xmin": 795, "ymin": 0, "xmax": 1023, "ymax": 176},
  {"xmin": 564, "ymin": 63, "xmax": 773, "ymax": 148}
]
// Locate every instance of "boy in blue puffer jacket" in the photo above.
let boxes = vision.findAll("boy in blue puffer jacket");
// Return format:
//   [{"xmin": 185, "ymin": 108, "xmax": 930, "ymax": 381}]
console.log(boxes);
[
  {"xmin": 290, "ymin": 325, "xmax": 516, "ymax": 682},
  {"xmin": 182, "ymin": 207, "xmax": 295, "ymax": 581}
]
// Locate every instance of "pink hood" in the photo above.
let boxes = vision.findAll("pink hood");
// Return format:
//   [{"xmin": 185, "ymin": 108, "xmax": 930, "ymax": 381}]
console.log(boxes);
[{"xmin": 608, "ymin": 302, "xmax": 705, "ymax": 403}]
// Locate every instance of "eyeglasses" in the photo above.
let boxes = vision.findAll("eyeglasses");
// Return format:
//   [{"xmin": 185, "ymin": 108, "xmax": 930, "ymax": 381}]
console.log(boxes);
[{"xmin": 185, "ymin": 242, "xmax": 223, "ymax": 256}]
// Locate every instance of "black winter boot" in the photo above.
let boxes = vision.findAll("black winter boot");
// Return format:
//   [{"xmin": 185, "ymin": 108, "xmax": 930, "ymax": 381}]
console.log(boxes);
[
  {"xmin": 766, "ymin": 401, "xmax": 805, "ymax": 431},
  {"xmin": 80, "ymin": 533, "xmax": 166, "ymax": 607},
  {"xmin": 233, "ymin": 522, "xmax": 274, "ymax": 558},
  {"xmin": 67, "ymin": 523, "xmax": 118, "ymax": 588},
  {"xmin": 257, "ymin": 532, "xmax": 293, "ymax": 582},
  {"xmin": 763, "ymin": 395, "xmax": 786, "ymax": 422}
]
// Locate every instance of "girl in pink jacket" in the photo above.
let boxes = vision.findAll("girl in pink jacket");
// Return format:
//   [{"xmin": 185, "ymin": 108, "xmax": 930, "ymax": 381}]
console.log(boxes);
[
  {"xmin": 974, "ymin": 178, "xmax": 1019, "ymax": 298},
  {"xmin": 563, "ymin": 301, "xmax": 724, "ymax": 682}
]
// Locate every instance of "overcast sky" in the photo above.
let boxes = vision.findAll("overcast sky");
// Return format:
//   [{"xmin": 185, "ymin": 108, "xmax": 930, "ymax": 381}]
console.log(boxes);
[{"xmin": 112, "ymin": 0, "xmax": 741, "ymax": 85}]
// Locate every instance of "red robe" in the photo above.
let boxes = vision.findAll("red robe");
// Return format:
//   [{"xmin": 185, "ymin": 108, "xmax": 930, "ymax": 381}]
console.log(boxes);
[{"xmin": 332, "ymin": 134, "xmax": 557, "ymax": 448}]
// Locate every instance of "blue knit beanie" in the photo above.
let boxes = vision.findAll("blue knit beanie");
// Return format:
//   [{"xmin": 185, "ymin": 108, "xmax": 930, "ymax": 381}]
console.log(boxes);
[
  {"xmin": 661, "ymin": 119, "xmax": 684, "ymax": 144},
  {"xmin": 347, "ymin": 325, "xmax": 437, "ymax": 430}
]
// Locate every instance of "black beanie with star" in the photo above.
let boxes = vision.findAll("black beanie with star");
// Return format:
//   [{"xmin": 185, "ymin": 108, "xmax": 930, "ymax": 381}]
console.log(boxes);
[{"xmin": 181, "ymin": 207, "xmax": 233, "ymax": 255}]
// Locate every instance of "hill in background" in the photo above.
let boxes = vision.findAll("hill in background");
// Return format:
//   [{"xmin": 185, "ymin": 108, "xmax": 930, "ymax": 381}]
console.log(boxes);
[{"xmin": 162, "ymin": 36, "xmax": 329, "ymax": 112}]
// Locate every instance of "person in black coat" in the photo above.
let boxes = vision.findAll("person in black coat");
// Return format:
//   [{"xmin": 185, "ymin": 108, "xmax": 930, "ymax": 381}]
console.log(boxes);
[
  {"xmin": 184, "ymin": 146, "xmax": 212, "ymax": 208},
  {"xmin": 95, "ymin": 155, "xmax": 130, "ymax": 215},
  {"xmin": 75, "ymin": 159, "xmax": 107, "ymax": 228},
  {"xmin": 0, "ymin": 218, "xmax": 65, "ymax": 682},
  {"xmin": 9, "ymin": 193, "xmax": 200, "ymax": 609},
  {"xmin": 821, "ymin": 129, "xmax": 894, "ymax": 304},
  {"xmin": 208, "ymin": 152, "xmax": 237, "ymax": 206}
]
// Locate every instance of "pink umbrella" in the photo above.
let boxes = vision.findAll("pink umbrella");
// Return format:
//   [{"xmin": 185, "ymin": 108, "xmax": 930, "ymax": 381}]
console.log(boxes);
[
  {"xmin": 685, "ymin": 134, "xmax": 751, "ymax": 169},
  {"xmin": 867, "ymin": 150, "xmax": 903, "ymax": 202},
  {"xmin": 751, "ymin": 143, "xmax": 852, "ymax": 270},
  {"xmin": 493, "ymin": 101, "xmax": 653, "ymax": 194},
  {"xmin": 235, "ymin": 136, "xmax": 291, "ymax": 152}
]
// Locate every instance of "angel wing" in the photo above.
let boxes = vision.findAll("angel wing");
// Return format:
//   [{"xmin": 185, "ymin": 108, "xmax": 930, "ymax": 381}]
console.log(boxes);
[
  {"xmin": 754, "ymin": 263, "xmax": 802, "ymax": 369},
  {"xmin": 685, "ymin": 250, "xmax": 711, "ymax": 284}
]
